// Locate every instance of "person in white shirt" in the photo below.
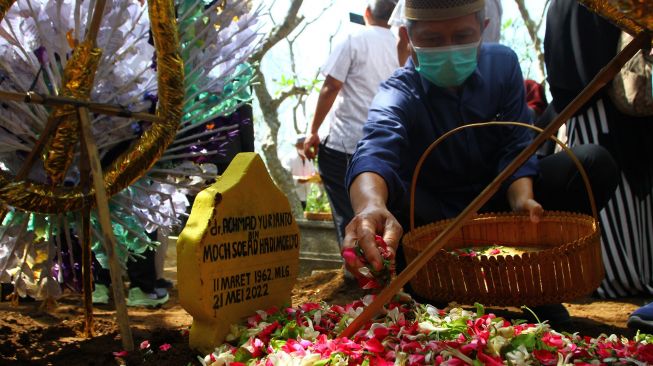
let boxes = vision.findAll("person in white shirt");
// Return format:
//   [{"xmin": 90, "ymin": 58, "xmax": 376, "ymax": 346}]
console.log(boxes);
[
  {"xmin": 285, "ymin": 136, "xmax": 317, "ymax": 209},
  {"xmin": 482, "ymin": 0, "xmax": 503, "ymax": 43},
  {"xmin": 303, "ymin": 0, "xmax": 399, "ymax": 248}
]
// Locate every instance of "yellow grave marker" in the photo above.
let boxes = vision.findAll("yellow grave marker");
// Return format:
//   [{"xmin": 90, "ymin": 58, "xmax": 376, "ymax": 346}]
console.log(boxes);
[{"xmin": 177, "ymin": 153, "xmax": 300, "ymax": 353}]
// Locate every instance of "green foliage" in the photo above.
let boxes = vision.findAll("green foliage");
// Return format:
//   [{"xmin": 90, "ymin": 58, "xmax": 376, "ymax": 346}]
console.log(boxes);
[
  {"xmin": 272, "ymin": 73, "xmax": 321, "ymax": 98},
  {"xmin": 500, "ymin": 16, "xmax": 542, "ymax": 81},
  {"xmin": 304, "ymin": 183, "xmax": 331, "ymax": 213}
]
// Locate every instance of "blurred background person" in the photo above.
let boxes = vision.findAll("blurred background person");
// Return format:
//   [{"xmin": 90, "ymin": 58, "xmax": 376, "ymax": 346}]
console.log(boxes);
[
  {"xmin": 544, "ymin": 0, "xmax": 653, "ymax": 331},
  {"xmin": 284, "ymin": 135, "xmax": 317, "ymax": 209},
  {"xmin": 303, "ymin": 0, "xmax": 400, "ymax": 250}
]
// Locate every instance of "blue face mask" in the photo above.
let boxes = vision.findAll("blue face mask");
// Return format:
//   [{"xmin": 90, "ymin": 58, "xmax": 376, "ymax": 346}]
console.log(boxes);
[{"xmin": 413, "ymin": 41, "xmax": 480, "ymax": 88}]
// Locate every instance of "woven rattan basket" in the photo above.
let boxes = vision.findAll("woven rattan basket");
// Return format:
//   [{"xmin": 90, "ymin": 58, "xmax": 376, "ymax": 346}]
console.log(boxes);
[{"xmin": 402, "ymin": 122, "xmax": 603, "ymax": 307}]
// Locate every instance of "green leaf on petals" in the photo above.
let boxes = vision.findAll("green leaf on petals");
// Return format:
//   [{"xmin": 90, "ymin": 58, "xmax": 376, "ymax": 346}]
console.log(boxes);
[
  {"xmin": 509, "ymin": 333, "xmax": 537, "ymax": 351},
  {"xmin": 281, "ymin": 320, "xmax": 300, "ymax": 339},
  {"xmin": 233, "ymin": 348, "xmax": 252, "ymax": 362},
  {"xmin": 474, "ymin": 302, "xmax": 485, "ymax": 317},
  {"xmin": 269, "ymin": 339, "xmax": 287, "ymax": 350}
]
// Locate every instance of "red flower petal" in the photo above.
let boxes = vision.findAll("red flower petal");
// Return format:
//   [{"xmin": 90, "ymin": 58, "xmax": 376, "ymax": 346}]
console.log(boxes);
[
  {"xmin": 477, "ymin": 351, "xmax": 504, "ymax": 366},
  {"xmin": 300, "ymin": 302, "xmax": 321, "ymax": 312},
  {"xmin": 533, "ymin": 349, "xmax": 557, "ymax": 365},
  {"xmin": 342, "ymin": 248, "xmax": 358, "ymax": 264},
  {"xmin": 364, "ymin": 338, "xmax": 386, "ymax": 353},
  {"xmin": 408, "ymin": 353, "xmax": 425, "ymax": 365},
  {"xmin": 374, "ymin": 235, "xmax": 387, "ymax": 249},
  {"xmin": 373, "ymin": 325, "xmax": 390, "ymax": 340}
]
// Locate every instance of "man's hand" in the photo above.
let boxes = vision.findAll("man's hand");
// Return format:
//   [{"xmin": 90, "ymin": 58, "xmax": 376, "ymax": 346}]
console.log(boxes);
[
  {"xmin": 342, "ymin": 204, "xmax": 403, "ymax": 278},
  {"xmin": 305, "ymin": 75, "xmax": 344, "ymax": 160},
  {"xmin": 507, "ymin": 177, "xmax": 543, "ymax": 223},
  {"xmin": 515, "ymin": 198, "xmax": 543, "ymax": 223},
  {"xmin": 303, "ymin": 132, "xmax": 321, "ymax": 160}
]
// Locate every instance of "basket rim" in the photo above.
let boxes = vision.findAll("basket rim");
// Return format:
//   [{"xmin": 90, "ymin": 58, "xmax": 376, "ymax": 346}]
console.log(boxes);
[{"xmin": 402, "ymin": 211, "xmax": 600, "ymax": 260}]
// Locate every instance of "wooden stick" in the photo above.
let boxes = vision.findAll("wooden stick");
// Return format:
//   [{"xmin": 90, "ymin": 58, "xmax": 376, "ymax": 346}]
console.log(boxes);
[
  {"xmin": 0, "ymin": 205, "xmax": 7, "ymax": 226},
  {"xmin": 80, "ymin": 204, "xmax": 95, "ymax": 337},
  {"xmin": 54, "ymin": 0, "xmax": 109, "ymax": 333},
  {"xmin": 339, "ymin": 30, "xmax": 652, "ymax": 339},
  {"xmin": 86, "ymin": 0, "xmax": 107, "ymax": 46},
  {"xmin": 78, "ymin": 110, "xmax": 94, "ymax": 338},
  {"xmin": 0, "ymin": 90, "xmax": 158, "ymax": 122},
  {"xmin": 78, "ymin": 105, "xmax": 134, "ymax": 351}
]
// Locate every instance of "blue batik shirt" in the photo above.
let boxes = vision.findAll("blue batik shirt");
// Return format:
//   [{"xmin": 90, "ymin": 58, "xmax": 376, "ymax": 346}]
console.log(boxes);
[{"xmin": 345, "ymin": 43, "xmax": 539, "ymax": 228}]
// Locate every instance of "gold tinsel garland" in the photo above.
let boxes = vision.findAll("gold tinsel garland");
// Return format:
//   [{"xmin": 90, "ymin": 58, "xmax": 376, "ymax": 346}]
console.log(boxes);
[
  {"xmin": 0, "ymin": 0, "xmax": 184, "ymax": 214},
  {"xmin": 579, "ymin": 0, "xmax": 653, "ymax": 35},
  {"xmin": 44, "ymin": 41, "xmax": 102, "ymax": 185}
]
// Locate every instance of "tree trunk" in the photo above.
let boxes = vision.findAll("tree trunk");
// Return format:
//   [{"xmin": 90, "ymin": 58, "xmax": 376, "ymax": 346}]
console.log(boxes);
[
  {"xmin": 250, "ymin": 0, "xmax": 306, "ymax": 218},
  {"xmin": 253, "ymin": 73, "xmax": 304, "ymax": 218},
  {"xmin": 514, "ymin": 0, "xmax": 547, "ymax": 83}
]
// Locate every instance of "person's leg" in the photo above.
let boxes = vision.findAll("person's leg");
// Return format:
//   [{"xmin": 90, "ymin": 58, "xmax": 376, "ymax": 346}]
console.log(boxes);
[
  {"xmin": 528, "ymin": 144, "xmax": 618, "ymax": 329},
  {"xmin": 534, "ymin": 144, "xmax": 618, "ymax": 215},
  {"xmin": 92, "ymin": 255, "xmax": 112, "ymax": 305},
  {"xmin": 126, "ymin": 248, "xmax": 157, "ymax": 293},
  {"xmin": 628, "ymin": 303, "xmax": 653, "ymax": 333},
  {"xmin": 126, "ymin": 248, "xmax": 169, "ymax": 307},
  {"xmin": 317, "ymin": 143, "xmax": 355, "ymax": 248}
]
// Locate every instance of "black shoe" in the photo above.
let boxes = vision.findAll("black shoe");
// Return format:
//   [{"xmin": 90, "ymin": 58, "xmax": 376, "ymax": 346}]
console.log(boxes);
[
  {"xmin": 627, "ymin": 302, "xmax": 653, "ymax": 334},
  {"xmin": 1, "ymin": 283, "xmax": 13, "ymax": 302},
  {"xmin": 1, "ymin": 283, "xmax": 35, "ymax": 303},
  {"xmin": 155, "ymin": 278, "xmax": 173, "ymax": 289},
  {"xmin": 524, "ymin": 303, "xmax": 573, "ymax": 330}
]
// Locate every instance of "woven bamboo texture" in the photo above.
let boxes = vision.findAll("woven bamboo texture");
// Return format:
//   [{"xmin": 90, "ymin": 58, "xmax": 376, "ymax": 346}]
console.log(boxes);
[
  {"xmin": 402, "ymin": 122, "xmax": 603, "ymax": 307},
  {"xmin": 402, "ymin": 211, "xmax": 602, "ymax": 306}
]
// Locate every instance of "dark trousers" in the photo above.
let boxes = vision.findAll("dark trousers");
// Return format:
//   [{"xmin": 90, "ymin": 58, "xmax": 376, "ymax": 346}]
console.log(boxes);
[
  {"xmin": 317, "ymin": 143, "xmax": 355, "ymax": 248},
  {"xmin": 533, "ymin": 144, "xmax": 618, "ymax": 215},
  {"xmin": 478, "ymin": 144, "xmax": 618, "ymax": 215},
  {"xmin": 95, "ymin": 233, "xmax": 158, "ymax": 293}
]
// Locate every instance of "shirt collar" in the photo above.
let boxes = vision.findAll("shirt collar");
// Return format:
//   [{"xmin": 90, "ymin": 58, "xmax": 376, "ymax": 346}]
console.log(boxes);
[{"xmin": 369, "ymin": 25, "xmax": 392, "ymax": 32}]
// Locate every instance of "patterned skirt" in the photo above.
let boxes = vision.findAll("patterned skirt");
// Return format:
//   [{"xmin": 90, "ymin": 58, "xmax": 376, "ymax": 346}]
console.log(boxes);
[{"xmin": 566, "ymin": 98, "xmax": 653, "ymax": 298}]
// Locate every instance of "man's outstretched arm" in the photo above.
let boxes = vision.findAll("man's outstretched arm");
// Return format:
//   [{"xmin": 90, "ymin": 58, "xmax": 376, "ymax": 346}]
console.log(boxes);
[
  {"xmin": 303, "ymin": 75, "xmax": 343, "ymax": 159},
  {"xmin": 343, "ymin": 172, "xmax": 403, "ymax": 275}
]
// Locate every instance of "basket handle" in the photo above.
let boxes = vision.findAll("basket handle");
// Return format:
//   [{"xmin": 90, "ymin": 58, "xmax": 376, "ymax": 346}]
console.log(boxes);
[{"xmin": 409, "ymin": 121, "xmax": 598, "ymax": 230}]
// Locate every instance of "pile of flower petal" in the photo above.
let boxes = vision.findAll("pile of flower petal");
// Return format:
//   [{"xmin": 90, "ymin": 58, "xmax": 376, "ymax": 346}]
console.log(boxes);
[
  {"xmin": 448, "ymin": 246, "xmax": 539, "ymax": 258},
  {"xmin": 200, "ymin": 296, "xmax": 653, "ymax": 365}
]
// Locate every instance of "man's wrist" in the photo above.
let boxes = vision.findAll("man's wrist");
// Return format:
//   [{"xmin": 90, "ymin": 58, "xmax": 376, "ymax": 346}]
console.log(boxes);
[{"xmin": 354, "ymin": 199, "xmax": 387, "ymax": 215}]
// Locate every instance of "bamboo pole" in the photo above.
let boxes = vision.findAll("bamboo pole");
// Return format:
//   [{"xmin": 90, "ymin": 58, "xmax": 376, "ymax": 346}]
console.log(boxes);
[
  {"xmin": 80, "ymin": 203, "xmax": 94, "ymax": 337},
  {"xmin": 78, "ymin": 100, "xmax": 93, "ymax": 337},
  {"xmin": 86, "ymin": 0, "xmax": 107, "ymax": 44},
  {"xmin": 339, "ymin": 30, "xmax": 652, "ymax": 339},
  {"xmin": 78, "ymin": 105, "xmax": 134, "ymax": 351},
  {"xmin": 0, "ymin": 90, "xmax": 158, "ymax": 122},
  {"xmin": 76, "ymin": 0, "xmax": 107, "ymax": 341}
]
